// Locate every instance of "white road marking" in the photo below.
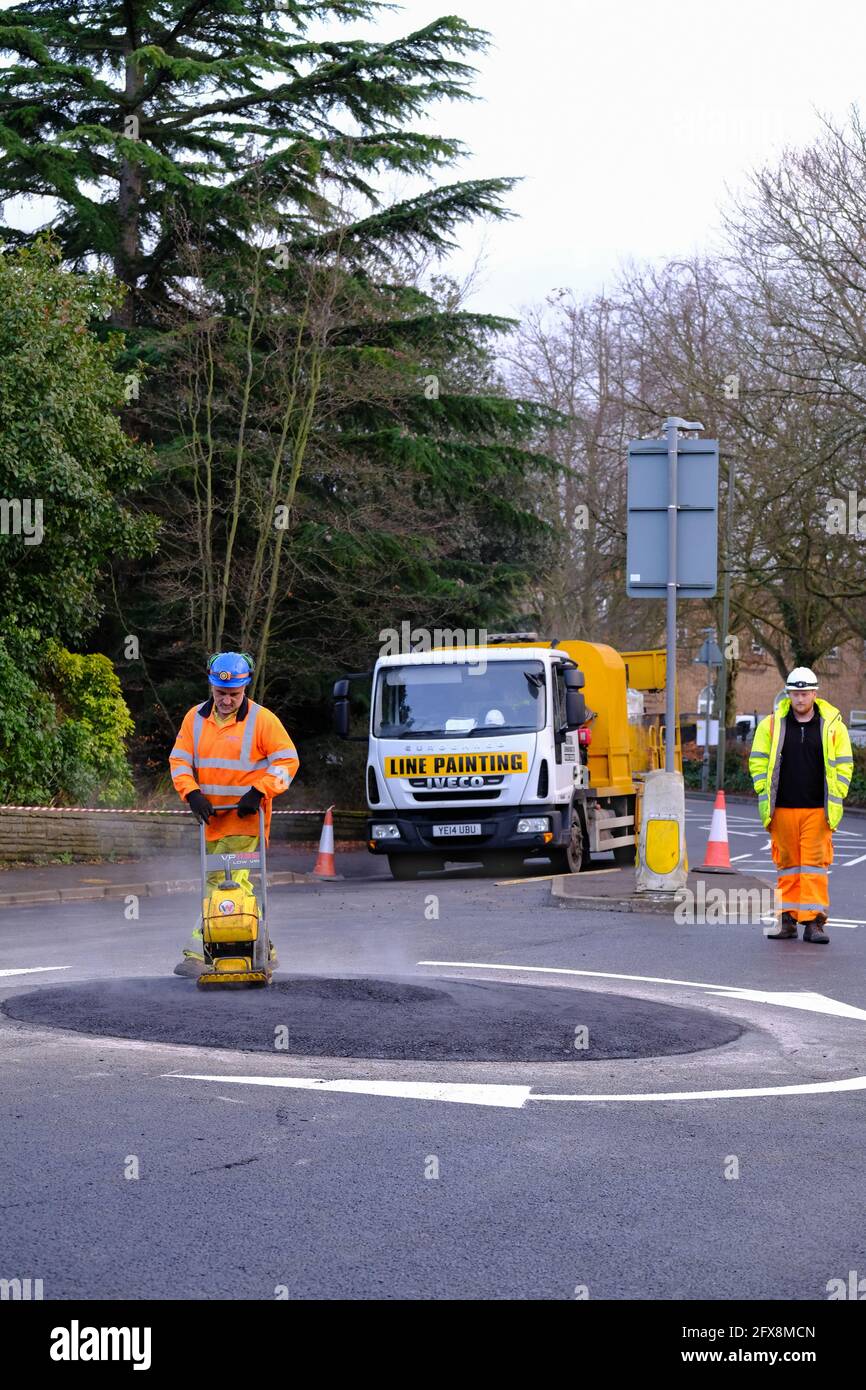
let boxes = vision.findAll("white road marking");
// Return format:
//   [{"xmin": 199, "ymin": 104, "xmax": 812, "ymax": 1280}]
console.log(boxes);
[
  {"xmin": 842, "ymin": 853, "xmax": 866, "ymax": 867},
  {"xmin": 417, "ymin": 961, "xmax": 866, "ymax": 1020},
  {"xmin": 164, "ymin": 961, "xmax": 866, "ymax": 1112},
  {"xmin": 165, "ymin": 1070, "xmax": 866, "ymax": 1109},
  {"xmin": 760, "ymin": 917, "xmax": 859, "ymax": 930},
  {"xmin": 166, "ymin": 1074, "xmax": 533, "ymax": 1108},
  {"xmin": 704, "ymin": 987, "xmax": 866, "ymax": 1019},
  {"xmin": 529, "ymin": 1076, "xmax": 866, "ymax": 1103},
  {"xmin": 0, "ymin": 966, "xmax": 71, "ymax": 978},
  {"xmin": 730, "ymin": 853, "xmax": 752, "ymax": 862}
]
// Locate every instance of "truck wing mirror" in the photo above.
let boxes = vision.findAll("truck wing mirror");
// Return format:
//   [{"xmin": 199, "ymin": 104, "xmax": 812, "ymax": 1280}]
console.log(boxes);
[
  {"xmin": 565, "ymin": 690, "xmax": 587, "ymax": 730},
  {"xmin": 562, "ymin": 666, "xmax": 586, "ymax": 730},
  {"xmin": 332, "ymin": 672, "xmax": 372, "ymax": 741},
  {"xmin": 333, "ymin": 679, "xmax": 350, "ymax": 737}
]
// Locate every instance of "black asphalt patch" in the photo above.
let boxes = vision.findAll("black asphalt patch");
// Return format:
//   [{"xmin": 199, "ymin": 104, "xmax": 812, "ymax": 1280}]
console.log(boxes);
[{"xmin": 2, "ymin": 974, "xmax": 743, "ymax": 1062}]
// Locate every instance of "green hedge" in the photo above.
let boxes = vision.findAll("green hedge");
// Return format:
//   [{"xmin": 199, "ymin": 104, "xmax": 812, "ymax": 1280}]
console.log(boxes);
[
  {"xmin": 684, "ymin": 742, "xmax": 866, "ymax": 807},
  {"xmin": 0, "ymin": 628, "xmax": 135, "ymax": 805}
]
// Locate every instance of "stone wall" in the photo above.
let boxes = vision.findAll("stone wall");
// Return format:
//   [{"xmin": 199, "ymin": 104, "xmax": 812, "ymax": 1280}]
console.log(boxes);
[{"xmin": 0, "ymin": 807, "xmax": 367, "ymax": 862}]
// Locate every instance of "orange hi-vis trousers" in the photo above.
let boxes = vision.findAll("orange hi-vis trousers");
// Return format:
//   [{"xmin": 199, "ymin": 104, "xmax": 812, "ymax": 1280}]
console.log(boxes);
[{"xmin": 770, "ymin": 807, "xmax": 832, "ymax": 922}]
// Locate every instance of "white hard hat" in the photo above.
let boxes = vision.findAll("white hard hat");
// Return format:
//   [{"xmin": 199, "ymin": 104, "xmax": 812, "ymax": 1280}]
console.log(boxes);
[
  {"xmin": 484, "ymin": 708, "xmax": 506, "ymax": 726},
  {"xmin": 785, "ymin": 666, "xmax": 818, "ymax": 691}
]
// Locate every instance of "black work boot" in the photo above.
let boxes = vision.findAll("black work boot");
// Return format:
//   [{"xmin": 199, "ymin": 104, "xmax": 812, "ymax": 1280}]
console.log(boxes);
[
  {"xmin": 802, "ymin": 916, "xmax": 829, "ymax": 944},
  {"xmin": 766, "ymin": 912, "xmax": 798, "ymax": 940}
]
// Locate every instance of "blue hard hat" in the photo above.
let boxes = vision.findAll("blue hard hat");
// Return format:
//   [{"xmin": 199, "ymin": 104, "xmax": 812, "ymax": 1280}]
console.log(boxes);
[{"xmin": 207, "ymin": 651, "xmax": 253, "ymax": 688}]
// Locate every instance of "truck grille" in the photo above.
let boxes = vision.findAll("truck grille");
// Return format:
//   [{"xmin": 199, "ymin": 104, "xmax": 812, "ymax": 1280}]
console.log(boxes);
[{"xmin": 411, "ymin": 790, "xmax": 501, "ymax": 802}]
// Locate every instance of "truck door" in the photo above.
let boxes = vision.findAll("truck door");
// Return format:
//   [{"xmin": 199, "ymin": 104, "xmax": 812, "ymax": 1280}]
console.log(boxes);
[{"xmin": 551, "ymin": 663, "xmax": 579, "ymax": 799}]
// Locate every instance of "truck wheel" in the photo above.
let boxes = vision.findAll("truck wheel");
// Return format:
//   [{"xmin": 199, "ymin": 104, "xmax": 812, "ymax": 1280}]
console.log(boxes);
[
  {"xmin": 388, "ymin": 854, "xmax": 443, "ymax": 881},
  {"xmin": 553, "ymin": 812, "xmax": 584, "ymax": 874}
]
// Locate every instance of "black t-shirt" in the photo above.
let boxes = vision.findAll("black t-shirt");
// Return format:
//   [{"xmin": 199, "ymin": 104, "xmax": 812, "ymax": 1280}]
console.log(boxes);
[{"xmin": 775, "ymin": 708, "xmax": 824, "ymax": 808}]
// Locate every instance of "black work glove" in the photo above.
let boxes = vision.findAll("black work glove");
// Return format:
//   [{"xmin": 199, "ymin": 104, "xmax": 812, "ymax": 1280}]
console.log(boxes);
[
  {"xmin": 186, "ymin": 790, "xmax": 214, "ymax": 824},
  {"xmin": 236, "ymin": 786, "xmax": 265, "ymax": 818}
]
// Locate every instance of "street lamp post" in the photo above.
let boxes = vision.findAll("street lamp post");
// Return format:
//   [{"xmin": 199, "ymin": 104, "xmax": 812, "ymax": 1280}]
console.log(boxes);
[
  {"xmin": 695, "ymin": 628, "xmax": 723, "ymax": 793},
  {"xmin": 714, "ymin": 456, "xmax": 736, "ymax": 791}
]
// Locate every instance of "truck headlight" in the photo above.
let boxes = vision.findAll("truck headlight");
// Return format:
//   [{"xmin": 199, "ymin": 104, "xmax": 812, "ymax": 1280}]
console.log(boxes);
[
  {"xmin": 371, "ymin": 823, "xmax": 401, "ymax": 839},
  {"xmin": 517, "ymin": 817, "xmax": 550, "ymax": 834}
]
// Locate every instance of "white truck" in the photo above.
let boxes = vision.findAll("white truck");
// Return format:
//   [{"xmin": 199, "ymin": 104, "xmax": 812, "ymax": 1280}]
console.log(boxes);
[{"xmin": 334, "ymin": 635, "xmax": 678, "ymax": 879}]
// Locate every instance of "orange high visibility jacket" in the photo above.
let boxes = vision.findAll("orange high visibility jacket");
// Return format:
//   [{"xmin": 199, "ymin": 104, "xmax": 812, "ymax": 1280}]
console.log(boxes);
[{"xmin": 169, "ymin": 694, "xmax": 299, "ymax": 843}]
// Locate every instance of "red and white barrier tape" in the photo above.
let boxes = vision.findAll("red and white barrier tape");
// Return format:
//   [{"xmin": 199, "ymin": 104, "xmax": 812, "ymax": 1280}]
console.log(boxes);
[{"xmin": 0, "ymin": 805, "xmax": 347, "ymax": 816}]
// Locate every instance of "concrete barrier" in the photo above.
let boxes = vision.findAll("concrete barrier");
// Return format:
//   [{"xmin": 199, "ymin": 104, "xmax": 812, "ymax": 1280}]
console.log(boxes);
[{"xmin": 635, "ymin": 770, "xmax": 687, "ymax": 893}]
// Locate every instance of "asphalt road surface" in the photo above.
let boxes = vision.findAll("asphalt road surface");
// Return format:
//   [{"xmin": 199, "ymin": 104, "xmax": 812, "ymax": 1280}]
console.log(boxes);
[{"xmin": 2, "ymin": 794, "xmax": 866, "ymax": 1301}]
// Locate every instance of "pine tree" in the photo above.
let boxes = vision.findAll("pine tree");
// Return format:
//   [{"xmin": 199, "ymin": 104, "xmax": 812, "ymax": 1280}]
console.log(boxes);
[
  {"xmin": 0, "ymin": 1, "xmax": 516, "ymax": 329},
  {"xmin": 0, "ymin": 3, "xmax": 566, "ymax": 763}
]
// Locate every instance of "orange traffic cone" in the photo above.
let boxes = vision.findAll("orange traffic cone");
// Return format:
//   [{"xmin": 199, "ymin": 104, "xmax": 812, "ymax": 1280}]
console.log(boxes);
[
  {"xmin": 312, "ymin": 805, "xmax": 341, "ymax": 879},
  {"xmin": 701, "ymin": 790, "xmax": 735, "ymax": 872}
]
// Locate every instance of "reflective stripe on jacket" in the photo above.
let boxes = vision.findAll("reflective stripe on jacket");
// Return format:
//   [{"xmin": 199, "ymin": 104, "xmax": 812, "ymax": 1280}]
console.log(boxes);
[
  {"xmin": 169, "ymin": 694, "xmax": 299, "ymax": 842},
  {"xmin": 748, "ymin": 697, "xmax": 853, "ymax": 831}
]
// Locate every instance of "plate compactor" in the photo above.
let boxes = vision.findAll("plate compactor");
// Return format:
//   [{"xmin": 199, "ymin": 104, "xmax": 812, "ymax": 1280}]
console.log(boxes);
[{"xmin": 197, "ymin": 803, "xmax": 272, "ymax": 989}]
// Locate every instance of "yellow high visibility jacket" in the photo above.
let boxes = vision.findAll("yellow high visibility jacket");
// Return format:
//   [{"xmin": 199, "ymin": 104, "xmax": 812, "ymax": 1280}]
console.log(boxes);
[
  {"xmin": 169, "ymin": 694, "xmax": 299, "ymax": 843},
  {"xmin": 748, "ymin": 697, "xmax": 853, "ymax": 830}
]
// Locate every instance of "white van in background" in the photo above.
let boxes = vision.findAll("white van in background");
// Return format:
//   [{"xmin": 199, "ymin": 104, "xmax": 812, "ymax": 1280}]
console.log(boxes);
[{"xmin": 734, "ymin": 712, "xmax": 762, "ymax": 741}]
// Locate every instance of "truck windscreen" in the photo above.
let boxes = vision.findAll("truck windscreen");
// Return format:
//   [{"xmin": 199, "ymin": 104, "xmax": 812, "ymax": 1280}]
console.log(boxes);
[{"xmin": 373, "ymin": 661, "xmax": 547, "ymax": 738}]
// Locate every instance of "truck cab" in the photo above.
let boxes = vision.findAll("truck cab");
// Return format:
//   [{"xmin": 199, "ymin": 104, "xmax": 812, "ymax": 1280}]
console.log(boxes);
[{"xmin": 335, "ymin": 636, "xmax": 677, "ymax": 880}]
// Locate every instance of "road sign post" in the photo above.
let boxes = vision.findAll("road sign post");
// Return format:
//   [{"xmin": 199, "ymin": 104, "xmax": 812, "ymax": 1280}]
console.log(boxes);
[
  {"xmin": 627, "ymin": 420, "xmax": 719, "ymax": 770},
  {"xmin": 627, "ymin": 420, "xmax": 719, "ymax": 897}
]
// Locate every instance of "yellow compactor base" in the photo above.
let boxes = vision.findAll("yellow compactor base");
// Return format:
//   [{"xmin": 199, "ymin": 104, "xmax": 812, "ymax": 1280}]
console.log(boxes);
[{"xmin": 197, "ymin": 968, "xmax": 271, "ymax": 988}]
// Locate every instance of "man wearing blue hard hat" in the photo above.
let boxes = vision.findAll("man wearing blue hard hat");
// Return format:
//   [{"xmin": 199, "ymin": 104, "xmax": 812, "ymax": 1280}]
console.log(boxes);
[{"xmin": 169, "ymin": 651, "xmax": 299, "ymax": 976}]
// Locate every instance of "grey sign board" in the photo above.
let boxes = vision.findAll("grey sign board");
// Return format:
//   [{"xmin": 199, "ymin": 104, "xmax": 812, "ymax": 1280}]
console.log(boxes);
[{"xmin": 626, "ymin": 437, "xmax": 719, "ymax": 598}]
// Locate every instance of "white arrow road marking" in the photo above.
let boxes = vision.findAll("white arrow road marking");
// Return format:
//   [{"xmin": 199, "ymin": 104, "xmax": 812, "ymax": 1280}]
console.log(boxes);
[
  {"xmin": 704, "ymin": 988, "xmax": 866, "ymax": 1020},
  {"xmin": 164, "ymin": 1074, "xmax": 533, "ymax": 1108},
  {"xmin": 0, "ymin": 966, "xmax": 71, "ymax": 977},
  {"xmin": 842, "ymin": 853, "xmax": 866, "ymax": 866},
  {"xmin": 163, "ymin": 966, "xmax": 866, "ymax": 1111},
  {"xmin": 529, "ymin": 1076, "xmax": 866, "ymax": 1103},
  {"xmin": 417, "ymin": 961, "xmax": 866, "ymax": 1021},
  {"xmin": 163, "ymin": 1071, "xmax": 866, "ymax": 1109}
]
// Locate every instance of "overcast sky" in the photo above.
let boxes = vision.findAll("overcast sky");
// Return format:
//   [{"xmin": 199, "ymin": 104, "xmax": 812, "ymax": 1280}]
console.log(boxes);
[
  {"xmin": 366, "ymin": 0, "xmax": 866, "ymax": 316},
  {"xmin": 4, "ymin": 0, "xmax": 866, "ymax": 318}
]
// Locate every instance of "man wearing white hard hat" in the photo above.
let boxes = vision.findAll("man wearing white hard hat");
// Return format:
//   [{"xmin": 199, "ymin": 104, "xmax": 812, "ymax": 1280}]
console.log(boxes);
[{"xmin": 748, "ymin": 668, "xmax": 853, "ymax": 943}]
